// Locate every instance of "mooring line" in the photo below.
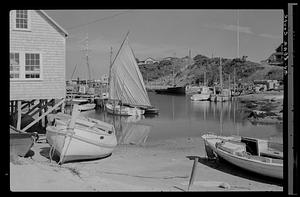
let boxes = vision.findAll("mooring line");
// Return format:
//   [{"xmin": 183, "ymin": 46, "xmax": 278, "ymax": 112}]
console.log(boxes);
[{"xmin": 100, "ymin": 171, "xmax": 189, "ymax": 180}]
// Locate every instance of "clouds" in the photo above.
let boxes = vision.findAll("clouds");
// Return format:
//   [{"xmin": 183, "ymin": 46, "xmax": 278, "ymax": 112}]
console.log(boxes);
[
  {"xmin": 67, "ymin": 33, "xmax": 187, "ymax": 60},
  {"xmin": 203, "ymin": 23, "xmax": 281, "ymax": 40},
  {"xmin": 258, "ymin": 33, "xmax": 282, "ymax": 39}
]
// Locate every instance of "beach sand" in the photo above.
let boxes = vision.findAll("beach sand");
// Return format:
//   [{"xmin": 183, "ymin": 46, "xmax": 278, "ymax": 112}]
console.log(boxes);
[{"xmin": 10, "ymin": 136, "xmax": 283, "ymax": 192}]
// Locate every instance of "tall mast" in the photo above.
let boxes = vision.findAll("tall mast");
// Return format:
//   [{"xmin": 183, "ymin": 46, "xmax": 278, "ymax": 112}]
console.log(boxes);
[
  {"xmin": 234, "ymin": 9, "xmax": 239, "ymax": 94},
  {"xmin": 237, "ymin": 9, "xmax": 240, "ymax": 59},
  {"xmin": 108, "ymin": 31, "xmax": 130, "ymax": 100},
  {"xmin": 173, "ymin": 52, "xmax": 176, "ymax": 86},
  {"xmin": 219, "ymin": 57, "xmax": 223, "ymax": 92},
  {"xmin": 83, "ymin": 33, "xmax": 91, "ymax": 87},
  {"xmin": 108, "ymin": 46, "xmax": 113, "ymax": 94}
]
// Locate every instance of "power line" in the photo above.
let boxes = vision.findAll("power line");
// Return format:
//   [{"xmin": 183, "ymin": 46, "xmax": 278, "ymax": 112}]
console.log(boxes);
[{"xmin": 66, "ymin": 10, "xmax": 134, "ymax": 30}]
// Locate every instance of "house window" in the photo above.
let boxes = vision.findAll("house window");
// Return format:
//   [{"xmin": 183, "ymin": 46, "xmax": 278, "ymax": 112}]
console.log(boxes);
[
  {"xmin": 25, "ymin": 53, "xmax": 40, "ymax": 78},
  {"xmin": 10, "ymin": 53, "xmax": 20, "ymax": 78},
  {"xmin": 16, "ymin": 10, "xmax": 28, "ymax": 29}
]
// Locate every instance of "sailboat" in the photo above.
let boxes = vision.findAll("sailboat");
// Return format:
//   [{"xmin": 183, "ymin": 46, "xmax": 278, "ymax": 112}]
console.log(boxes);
[
  {"xmin": 106, "ymin": 32, "xmax": 159, "ymax": 116},
  {"xmin": 46, "ymin": 104, "xmax": 117, "ymax": 164}
]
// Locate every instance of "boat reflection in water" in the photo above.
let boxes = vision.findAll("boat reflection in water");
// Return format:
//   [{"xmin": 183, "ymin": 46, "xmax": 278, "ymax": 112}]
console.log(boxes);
[
  {"xmin": 81, "ymin": 109, "xmax": 152, "ymax": 146},
  {"xmin": 118, "ymin": 122, "xmax": 152, "ymax": 146},
  {"xmin": 79, "ymin": 92, "xmax": 282, "ymax": 146}
]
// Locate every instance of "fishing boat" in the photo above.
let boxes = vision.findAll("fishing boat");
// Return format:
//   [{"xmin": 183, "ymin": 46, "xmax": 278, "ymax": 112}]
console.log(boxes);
[
  {"xmin": 71, "ymin": 98, "xmax": 96, "ymax": 111},
  {"xmin": 10, "ymin": 125, "xmax": 34, "ymax": 157},
  {"xmin": 155, "ymin": 86, "xmax": 186, "ymax": 95},
  {"xmin": 106, "ymin": 32, "xmax": 159, "ymax": 116},
  {"xmin": 46, "ymin": 105, "xmax": 117, "ymax": 164},
  {"xmin": 190, "ymin": 86, "xmax": 212, "ymax": 101},
  {"xmin": 202, "ymin": 134, "xmax": 283, "ymax": 179}
]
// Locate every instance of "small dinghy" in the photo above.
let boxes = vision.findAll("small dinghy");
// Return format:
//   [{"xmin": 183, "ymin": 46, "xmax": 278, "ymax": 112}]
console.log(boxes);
[
  {"xmin": 202, "ymin": 134, "xmax": 283, "ymax": 179},
  {"xmin": 10, "ymin": 126, "xmax": 34, "ymax": 157},
  {"xmin": 46, "ymin": 105, "xmax": 117, "ymax": 164}
]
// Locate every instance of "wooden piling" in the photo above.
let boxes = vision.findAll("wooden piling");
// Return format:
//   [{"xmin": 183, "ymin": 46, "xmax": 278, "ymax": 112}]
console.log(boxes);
[
  {"xmin": 188, "ymin": 157, "xmax": 199, "ymax": 191},
  {"xmin": 16, "ymin": 101, "xmax": 21, "ymax": 130}
]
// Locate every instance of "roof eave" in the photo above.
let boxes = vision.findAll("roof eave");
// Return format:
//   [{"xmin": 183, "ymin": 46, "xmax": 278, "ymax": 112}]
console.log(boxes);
[{"xmin": 37, "ymin": 10, "xmax": 69, "ymax": 38}]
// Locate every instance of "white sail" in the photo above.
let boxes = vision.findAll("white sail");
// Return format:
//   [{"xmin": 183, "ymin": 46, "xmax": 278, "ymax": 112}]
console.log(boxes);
[{"xmin": 109, "ymin": 36, "xmax": 151, "ymax": 107}]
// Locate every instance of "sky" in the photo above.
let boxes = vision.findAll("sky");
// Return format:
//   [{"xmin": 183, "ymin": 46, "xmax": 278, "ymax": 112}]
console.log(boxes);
[{"xmin": 45, "ymin": 9, "xmax": 283, "ymax": 80}]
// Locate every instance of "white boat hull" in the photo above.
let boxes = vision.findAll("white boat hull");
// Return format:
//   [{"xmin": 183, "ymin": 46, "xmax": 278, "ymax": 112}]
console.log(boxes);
[
  {"xmin": 46, "ymin": 119, "xmax": 117, "ymax": 164},
  {"xmin": 216, "ymin": 145, "xmax": 283, "ymax": 179},
  {"xmin": 79, "ymin": 103, "xmax": 96, "ymax": 111},
  {"xmin": 201, "ymin": 134, "xmax": 283, "ymax": 179},
  {"xmin": 191, "ymin": 94, "xmax": 211, "ymax": 101},
  {"xmin": 105, "ymin": 103, "xmax": 144, "ymax": 116}
]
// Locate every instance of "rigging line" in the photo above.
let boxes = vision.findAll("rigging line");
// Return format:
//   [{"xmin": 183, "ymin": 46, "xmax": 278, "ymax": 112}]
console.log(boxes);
[{"xmin": 65, "ymin": 10, "xmax": 135, "ymax": 30}]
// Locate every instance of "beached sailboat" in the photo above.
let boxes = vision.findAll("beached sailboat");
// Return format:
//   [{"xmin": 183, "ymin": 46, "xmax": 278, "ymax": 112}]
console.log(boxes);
[
  {"xmin": 106, "ymin": 32, "xmax": 158, "ymax": 116},
  {"xmin": 202, "ymin": 134, "xmax": 283, "ymax": 179},
  {"xmin": 46, "ymin": 105, "xmax": 117, "ymax": 164},
  {"xmin": 10, "ymin": 125, "xmax": 35, "ymax": 157}
]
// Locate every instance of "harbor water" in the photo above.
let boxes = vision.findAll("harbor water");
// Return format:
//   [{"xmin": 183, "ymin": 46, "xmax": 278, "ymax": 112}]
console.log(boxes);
[{"xmin": 73, "ymin": 92, "xmax": 283, "ymax": 147}]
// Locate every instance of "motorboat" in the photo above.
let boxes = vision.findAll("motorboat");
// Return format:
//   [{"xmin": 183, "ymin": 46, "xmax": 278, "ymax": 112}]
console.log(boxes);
[{"xmin": 202, "ymin": 134, "xmax": 283, "ymax": 179}]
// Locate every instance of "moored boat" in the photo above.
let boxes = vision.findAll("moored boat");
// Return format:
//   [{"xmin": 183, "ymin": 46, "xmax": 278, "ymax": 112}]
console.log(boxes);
[
  {"xmin": 155, "ymin": 86, "xmax": 186, "ymax": 95},
  {"xmin": 105, "ymin": 102, "xmax": 145, "ymax": 116},
  {"xmin": 201, "ymin": 134, "xmax": 283, "ymax": 179},
  {"xmin": 107, "ymin": 32, "xmax": 159, "ymax": 115}
]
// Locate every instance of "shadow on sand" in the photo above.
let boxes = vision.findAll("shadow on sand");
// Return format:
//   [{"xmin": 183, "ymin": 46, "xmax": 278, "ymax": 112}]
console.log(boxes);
[
  {"xmin": 186, "ymin": 155, "xmax": 283, "ymax": 187},
  {"xmin": 39, "ymin": 147, "xmax": 112, "ymax": 164}
]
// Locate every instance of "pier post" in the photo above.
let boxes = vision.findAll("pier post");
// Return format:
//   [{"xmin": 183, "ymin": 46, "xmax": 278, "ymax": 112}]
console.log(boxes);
[
  {"xmin": 188, "ymin": 156, "xmax": 199, "ymax": 191},
  {"xmin": 16, "ymin": 100, "xmax": 21, "ymax": 130}
]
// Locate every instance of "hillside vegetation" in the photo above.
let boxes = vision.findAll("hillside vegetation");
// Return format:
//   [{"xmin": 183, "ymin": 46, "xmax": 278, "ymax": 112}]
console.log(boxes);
[{"xmin": 139, "ymin": 54, "xmax": 283, "ymax": 87}]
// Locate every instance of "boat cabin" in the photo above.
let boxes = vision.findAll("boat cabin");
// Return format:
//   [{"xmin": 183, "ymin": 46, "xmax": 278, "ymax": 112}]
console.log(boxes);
[{"xmin": 241, "ymin": 137, "xmax": 283, "ymax": 159}]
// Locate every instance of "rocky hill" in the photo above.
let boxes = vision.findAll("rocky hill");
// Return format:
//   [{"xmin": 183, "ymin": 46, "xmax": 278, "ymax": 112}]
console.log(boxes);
[{"xmin": 139, "ymin": 54, "xmax": 283, "ymax": 87}]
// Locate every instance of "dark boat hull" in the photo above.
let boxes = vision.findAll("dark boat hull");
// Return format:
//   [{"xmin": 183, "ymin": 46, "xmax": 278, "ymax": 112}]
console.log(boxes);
[
  {"xmin": 144, "ymin": 107, "xmax": 159, "ymax": 114},
  {"xmin": 10, "ymin": 127, "xmax": 34, "ymax": 157},
  {"xmin": 155, "ymin": 86, "xmax": 186, "ymax": 95}
]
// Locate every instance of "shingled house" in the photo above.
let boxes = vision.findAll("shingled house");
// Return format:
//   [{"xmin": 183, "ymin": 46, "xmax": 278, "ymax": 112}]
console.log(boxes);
[{"xmin": 9, "ymin": 10, "xmax": 68, "ymax": 132}]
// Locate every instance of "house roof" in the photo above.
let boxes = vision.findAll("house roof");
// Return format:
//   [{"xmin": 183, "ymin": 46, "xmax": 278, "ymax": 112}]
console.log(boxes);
[
  {"xmin": 37, "ymin": 10, "xmax": 68, "ymax": 37},
  {"xmin": 145, "ymin": 57, "xmax": 157, "ymax": 61}
]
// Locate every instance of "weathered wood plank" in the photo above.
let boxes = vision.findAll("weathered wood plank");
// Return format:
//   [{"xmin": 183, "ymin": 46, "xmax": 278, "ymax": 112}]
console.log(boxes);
[{"xmin": 21, "ymin": 99, "xmax": 65, "ymax": 132}]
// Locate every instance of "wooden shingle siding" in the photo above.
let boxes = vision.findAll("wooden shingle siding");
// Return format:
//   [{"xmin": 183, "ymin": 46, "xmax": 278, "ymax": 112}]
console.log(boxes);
[{"xmin": 10, "ymin": 10, "xmax": 66, "ymax": 100}]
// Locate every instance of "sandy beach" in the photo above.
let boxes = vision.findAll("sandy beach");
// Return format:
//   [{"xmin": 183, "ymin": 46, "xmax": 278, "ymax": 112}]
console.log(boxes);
[{"xmin": 10, "ymin": 135, "xmax": 283, "ymax": 192}]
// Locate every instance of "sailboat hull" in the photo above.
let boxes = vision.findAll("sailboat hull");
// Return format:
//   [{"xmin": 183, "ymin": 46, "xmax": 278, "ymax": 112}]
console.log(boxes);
[
  {"xmin": 46, "ymin": 113, "xmax": 117, "ymax": 164},
  {"xmin": 105, "ymin": 103, "xmax": 144, "ymax": 116},
  {"xmin": 46, "ymin": 125, "xmax": 117, "ymax": 164}
]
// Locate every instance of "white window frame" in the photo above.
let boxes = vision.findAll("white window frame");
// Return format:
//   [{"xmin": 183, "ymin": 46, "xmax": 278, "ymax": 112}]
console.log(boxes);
[
  {"xmin": 11, "ymin": 10, "xmax": 31, "ymax": 32},
  {"xmin": 10, "ymin": 51, "xmax": 43, "ymax": 81},
  {"xmin": 10, "ymin": 52, "xmax": 20, "ymax": 79}
]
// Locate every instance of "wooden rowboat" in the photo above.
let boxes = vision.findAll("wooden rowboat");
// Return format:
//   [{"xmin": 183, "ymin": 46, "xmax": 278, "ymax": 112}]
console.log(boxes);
[
  {"xmin": 202, "ymin": 134, "xmax": 283, "ymax": 179},
  {"xmin": 10, "ymin": 126, "xmax": 34, "ymax": 157}
]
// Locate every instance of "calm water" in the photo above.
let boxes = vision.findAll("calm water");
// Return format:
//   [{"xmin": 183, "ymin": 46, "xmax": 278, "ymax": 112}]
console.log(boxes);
[{"xmin": 76, "ymin": 92, "xmax": 283, "ymax": 146}]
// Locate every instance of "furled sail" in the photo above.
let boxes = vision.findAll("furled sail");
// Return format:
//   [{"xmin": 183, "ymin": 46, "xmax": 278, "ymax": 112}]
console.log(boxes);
[{"xmin": 109, "ymin": 36, "xmax": 151, "ymax": 107}]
